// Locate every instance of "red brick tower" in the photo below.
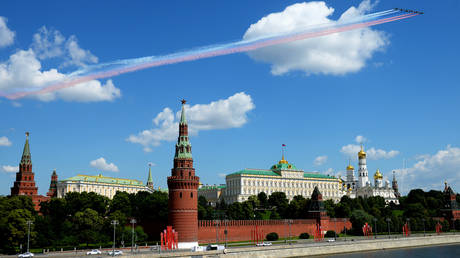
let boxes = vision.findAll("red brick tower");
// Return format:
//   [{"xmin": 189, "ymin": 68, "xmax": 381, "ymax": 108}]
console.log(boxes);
[
  {"xmin": 11, "ymin": 132, "xmax": 38, "ymax": 197},
  {"xmin": 47, "ymin": 169, "xmax": 58, "ymax": 198},
  {"xmin": 167, "ymin": 100, "xmax": 200, "ymax": 248}
]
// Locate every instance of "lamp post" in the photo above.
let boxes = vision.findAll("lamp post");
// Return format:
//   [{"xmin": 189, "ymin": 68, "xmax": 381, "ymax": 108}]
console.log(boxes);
[
  {"xmin": 224, "ymin": 219, "xmax": 228, "ymax": 248},
  {"xmin": 386, "ymin": 218, "xmax": 391, "ymax": 239},
  {"xmin": 343, "ymin": 218, "xmax": 347, "ymax": 241},
  {"xmin": 111, "ymin": 220, "xmax": 119, "ymax": 256},
  {"xmin": 406, "ymin": 218, "xmax": 410, "ymax": 237},
  {"xmin": 452, "ymin": 218, "xmax": 455, "ymax": 235},
  {"xmin": 288, "ymin": 219, "xmax": 292, "ymax": 245},
  {"xmin": 373, "ymin": 218, "xmax": 377, "ymax": 239},
  {"xmin": 333, "ymin": 218, "xmax": 337, "ymax": 240},
  {"xmin": 422, "ymin": 218, "xmax": 426, "ymax": 237},
  {"xmin": 215, "ymin": 220, "xmax": 220, "ymax": 245},
  {"xmin": 26, "ymin": 220, "xmax": 33, "ymax": 253},
  {"xmin": 130, "ymin": 219, "xmax": 136, "ymax": 254}
]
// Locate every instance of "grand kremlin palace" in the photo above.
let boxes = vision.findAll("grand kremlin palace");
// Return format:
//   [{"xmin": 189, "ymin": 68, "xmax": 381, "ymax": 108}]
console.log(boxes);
[{"xmin": 222, "ymin": 155, "xmax": 343, "ymax": 204}]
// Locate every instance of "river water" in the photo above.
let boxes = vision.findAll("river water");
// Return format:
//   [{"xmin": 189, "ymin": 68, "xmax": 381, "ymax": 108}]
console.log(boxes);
[{"xmin": 322, "ymin": 244, "xmax": 460, "ymax": 258}]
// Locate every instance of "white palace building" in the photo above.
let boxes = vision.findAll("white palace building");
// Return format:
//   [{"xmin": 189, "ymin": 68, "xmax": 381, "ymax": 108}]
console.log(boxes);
[{"xmin": 199, "ymin": 147, "xmax": 400, "ymax": 205}]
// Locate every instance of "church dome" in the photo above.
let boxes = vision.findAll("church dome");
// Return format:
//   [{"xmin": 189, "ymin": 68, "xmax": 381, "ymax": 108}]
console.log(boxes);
[
  {"xmin": 374, "ymin": 169, "xmax": 383, "ymax": 179},
  {"xmin": 346, "ymin": 164, "xmax": 354, "ymax": 170},
  {"xmin": 358, "ymin": 145, "xmax": 366, "ymax": 158}
]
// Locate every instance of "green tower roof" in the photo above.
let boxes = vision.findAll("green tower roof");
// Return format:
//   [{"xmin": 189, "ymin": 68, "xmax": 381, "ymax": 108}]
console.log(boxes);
[{"xmin": 20, "ymin": 132, "xmax": 32, "ymax": 165}]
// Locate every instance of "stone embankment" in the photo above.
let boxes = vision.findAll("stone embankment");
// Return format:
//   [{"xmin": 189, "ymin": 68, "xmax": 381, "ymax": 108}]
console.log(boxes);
[{"xmin": 141, "ymin": 234, "xmax": 460, "ymax": 258}]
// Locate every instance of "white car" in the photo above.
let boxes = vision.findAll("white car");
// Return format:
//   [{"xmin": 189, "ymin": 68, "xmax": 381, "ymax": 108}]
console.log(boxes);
[
  {"xmin": 256, "ymin": 242, "xmax": 272, "ymax": 246},
  {"xmin": 107, "ymin": 250, "xmax": 123, "ymax": 256},
  {"xmin": 191, "ymin": 246, "xmax": 205, "ymax": 252},
  {"xmin": 18, "ymin": 252, "xmax": 34, "ymax": 258},
  {"xmin": 86, "ymin": 249, "xmax": 102, "ymax": 255},
  {"xmin": 327, "ymin": 238, "xmax": 336, "ymax": 242}
]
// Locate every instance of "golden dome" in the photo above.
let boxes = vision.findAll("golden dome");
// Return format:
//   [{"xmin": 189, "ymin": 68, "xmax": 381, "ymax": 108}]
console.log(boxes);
[
  {"xmin": 374, "ymin": 169, "xmax": 383, "ymax": 179},
  {"xmin": 358, "ymin": 145, "xmax": 366, "ymax": 158},
  {"xmin": 278, "ymin": 157, "xmax": 288, "ymax": 164},
  {"xmin": 346, "ymin": 164, "xmax": 354, "ymax": 170}
]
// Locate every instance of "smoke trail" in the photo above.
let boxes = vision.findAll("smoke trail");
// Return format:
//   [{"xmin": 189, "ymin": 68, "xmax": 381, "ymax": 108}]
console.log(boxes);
[{"xmin": 1, "ymin": 9, "xmax": 419, "ymax": 99}]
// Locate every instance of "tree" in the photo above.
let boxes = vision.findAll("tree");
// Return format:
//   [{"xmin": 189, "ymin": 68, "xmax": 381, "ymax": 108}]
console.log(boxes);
[
  {"xmin": 350, "ymin": 209, "xmax": 374, "ymax": 235},
  {"xmin": 257, "ymin": 192, "xmax": 268, "ymax": 208},
  {"xmin": 268, "ymin": 192, "xmax": 288, "ymax": 217},
  {"xmin": 73, "ymin": 208, "xmax": 104, "ymax": 246}
]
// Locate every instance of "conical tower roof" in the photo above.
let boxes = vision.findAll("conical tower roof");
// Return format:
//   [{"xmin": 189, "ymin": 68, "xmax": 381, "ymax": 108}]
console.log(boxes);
[
  {"xmin": 147, "ymin": 164, "xmax": 153, "ymax": 185},
  {"xmin": 20, "ymin": 132, "xmax": 32, "ymax": 165}
]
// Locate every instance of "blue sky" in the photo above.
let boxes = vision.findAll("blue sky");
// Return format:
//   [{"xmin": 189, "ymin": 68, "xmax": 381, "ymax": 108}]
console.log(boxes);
[{"xmin": 1, "ymin": 0, "xmax": 459, "ymax": 196}]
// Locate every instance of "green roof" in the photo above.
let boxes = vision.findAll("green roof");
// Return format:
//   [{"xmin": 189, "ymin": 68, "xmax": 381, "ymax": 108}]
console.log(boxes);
[
  {"xmin": 60, "ymin": 174, "xmax": 145, "ymax": 186},
  {"xmin": 227, "ymin": 169, "xmax": 336, "ymax": 180},
  {"xmin": 271, "ymin": 162, "xmax": 299, "ymax": 171},
  {"xmin": 199, "ymin": 185, "xmax": 227, "ymax": 190},
  {"xmin": 228, "ymin": 169, "xmax": 279, "ymax": 177},
  {"xmin": 303, "ymin": 173, "xmax": 336, "ymax": 179}
]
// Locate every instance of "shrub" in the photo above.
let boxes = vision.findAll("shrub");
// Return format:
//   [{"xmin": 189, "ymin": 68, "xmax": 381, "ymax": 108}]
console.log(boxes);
[
  {"xmin": 299, "ymin": 233, "xmax": 310, "ymax": 239},
  {"xmin": 325, "ymin": 230, "xmax": 337, "ymax": 238},
  {"xmin": 266, "ymin": 232, "xmax": 279, "ymax": 241}
]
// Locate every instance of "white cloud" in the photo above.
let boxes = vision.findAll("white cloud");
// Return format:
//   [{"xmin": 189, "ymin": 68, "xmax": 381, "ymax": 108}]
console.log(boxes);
[
  {"xmin": 31, "ymin": 26, "xmax": 98, "ymax": 67},
  {"xmin": 243, "ymin": 0, "xmax": 387, "ymax": 75},
  {"xmin": 395, "ymin": 145, "xmax": 460, "ymax": 194},
  {"xmin": 314, "ymin": 155, "xmax": 328, "ymax": 166},
  {"xmin": 218, "ymin": 173, "xmax": 227, "ymax": 178},
  {"xmin": 127, "ymin": 92, "xmax": 255, "ymax": 151},
  {"xmin": 355, "ymin": 135, "xmax": 367, "ymax": 144},
  {"xmin": 0, "ymin": 49, "xmax": 120, "ymax": 102},
  {"xmin": 1, "ymin": 165, "xmax": 18, "ymax": 173},
  {"xmin": 0, "ymin": 136, "xmax": 12, "ymax": 146},
  {"xmin": 90, "ymin": 157, "xmax": 119, "ymax": 172},
  {"xmin": 0, "ymin": 17, "xmax": 15, "ymax": 47},
  {"xmin": 340, "ymin": 144, "xmax": 399, "ymax": 160}
]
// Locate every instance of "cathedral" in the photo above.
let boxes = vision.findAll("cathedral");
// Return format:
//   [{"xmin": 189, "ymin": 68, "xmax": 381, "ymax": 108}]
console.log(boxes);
[{"xmin": 342, "ymin": 146, "xmax": 400, "ymax": 204}]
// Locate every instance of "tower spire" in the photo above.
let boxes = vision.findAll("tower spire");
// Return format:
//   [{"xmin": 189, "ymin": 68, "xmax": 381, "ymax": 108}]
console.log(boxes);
[
  {"xmin": 279, "ymin": 144, "xmax": 288, "ymax": 164},
  {"xmin": 20, "ymin": 132, "xmax": 32, "ymax": 166},
  {"xmin": 147, "ymin": 163, "xmax": 154, "ymax": 189},
  {"xmin": 175, "ymin": 99, "xmax": 192, "ymax": 159}
]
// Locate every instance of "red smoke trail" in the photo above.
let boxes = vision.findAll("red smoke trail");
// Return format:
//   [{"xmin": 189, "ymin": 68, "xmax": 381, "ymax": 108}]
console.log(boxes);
[{"xmin": 3, "ymin": 12, "xmax": 418, "ymax": 100}]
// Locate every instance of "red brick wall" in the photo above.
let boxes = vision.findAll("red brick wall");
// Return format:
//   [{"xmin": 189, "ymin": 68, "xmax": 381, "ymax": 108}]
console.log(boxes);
[{"xmin": 198, "ymin": 218, "xmax": 351, "ymax": 243}]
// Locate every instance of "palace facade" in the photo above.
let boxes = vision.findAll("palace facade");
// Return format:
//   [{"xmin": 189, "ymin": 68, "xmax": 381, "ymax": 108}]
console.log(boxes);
[
  {"xmin": 57, "ymin": 173, "xmax": 153, "ymax": 199},
  {"xmin": 221, "ymin": 155, "xmax": 344, "ymax": 204}
]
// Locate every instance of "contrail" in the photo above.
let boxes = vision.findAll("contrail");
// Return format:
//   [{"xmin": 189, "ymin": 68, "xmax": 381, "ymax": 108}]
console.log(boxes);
[{"xmin": 1, "ymin": 9, "xmax": 420, "ymax": 99}]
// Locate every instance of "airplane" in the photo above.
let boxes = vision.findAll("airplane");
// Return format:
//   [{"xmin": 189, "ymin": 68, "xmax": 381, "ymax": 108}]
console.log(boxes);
[{"xmin": 394, "ymin": 8, "xmax": 424, "ymax": 14}]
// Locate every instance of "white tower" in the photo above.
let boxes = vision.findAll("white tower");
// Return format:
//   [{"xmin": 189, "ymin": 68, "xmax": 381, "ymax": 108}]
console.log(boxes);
[{"xmin": 357, "ymin": 145, "xmax": 369, "ymax": 188}]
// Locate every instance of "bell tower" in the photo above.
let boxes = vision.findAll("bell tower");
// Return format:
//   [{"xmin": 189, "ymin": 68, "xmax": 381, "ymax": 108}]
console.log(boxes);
[{"xmin": 167, "ymin": 99, "xmax": 200, "ymax": 248}]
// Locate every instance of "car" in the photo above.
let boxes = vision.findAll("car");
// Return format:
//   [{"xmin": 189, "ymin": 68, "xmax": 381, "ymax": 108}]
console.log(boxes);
[
  {"xmin": 18, "ymin": 252, "xmax": 34, "ymax": 258},
  {"xmin": 327, "ymin": 238, "xmax": 336, "ymax": 242},
  {"xmin": 107, "ymin": 250, "xmax": 123, "ymax": 256},
  {"xmin": 206, "ymin": 244, "xmax": 225, "ymax": 251},
  {"xmin": 191, "ymin": 246, "xmax": 205, "ymax": 252},
  {"xmin": 86, "ymin": 249, "xmax": 102, "ymax": 255},
  {"xmin": 256, "ymin": 242, "xmax": 272, "ymax": 246}
]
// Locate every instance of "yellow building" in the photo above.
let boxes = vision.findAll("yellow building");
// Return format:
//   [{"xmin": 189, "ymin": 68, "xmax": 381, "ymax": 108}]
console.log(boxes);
[{"xmin": 57, "ymin": 173, "xmax": 153, "ymax": 199}]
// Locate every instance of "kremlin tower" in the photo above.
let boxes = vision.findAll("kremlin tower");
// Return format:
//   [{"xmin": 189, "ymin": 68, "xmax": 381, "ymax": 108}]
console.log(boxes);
[
  {"xmin": 146, "ymin": 164, "xmax": 154, "ymax": 190},
  {"xmin": 47, "ymin": 169, "xmax": 58, "ymax": 198},
  {"xmin": 167, "ymin": 100, "xmax": 200, "ymax": 248},
  {"xmin": 10, "ymin": 132, "xmax": 49, "ymax": 211},
  {"xmin": 11, "ymin": 132, "xmax": 38, "ymax": 198},
  {"xmin": 357, "ymin": 145, "xmax": 369, "ymax": 188}
]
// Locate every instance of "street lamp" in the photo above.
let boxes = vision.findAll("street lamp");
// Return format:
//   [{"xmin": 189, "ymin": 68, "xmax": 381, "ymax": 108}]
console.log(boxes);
[
  {"xmin": 422, "ymin": 218, "xmax": 426, "ymax": 237},
  {"xmin": 111, "ymin": 220, "xmax": 119, "ymax": 256},
  {"xmin": 214, "ymin": 220, "xmax": 220, "ymax": 245},
  {"xmin": 343, "ymin": 218, "xmax": 347, "ymax": 241},
  {"xmin": 373, "ymin": 218, "xmax": 377, "ymax": 239},
  {"xmin": 333, "ymin": 218, "xmax": 337, "ymax": 240},
  {"xmin": 130, "ymin": 219, "xmax": 136, "ymax": 254},
  {"xmin": 224, "ymin": 219, "xmax": 228, "ymax": 248},
  {"xmin": 452, "ymin": 218, "xmax": 455, "ymax": 235},
  {"xmin": 406, "ymin": 218, "xmax": 410, "ymax": 237},
  {"xmin": 386, "ymin": 218, "xmax": 391, "ymax": 239},
  {"xmin": 26, "ymin": 220, "xmax": 33, "ymax": 253}
]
